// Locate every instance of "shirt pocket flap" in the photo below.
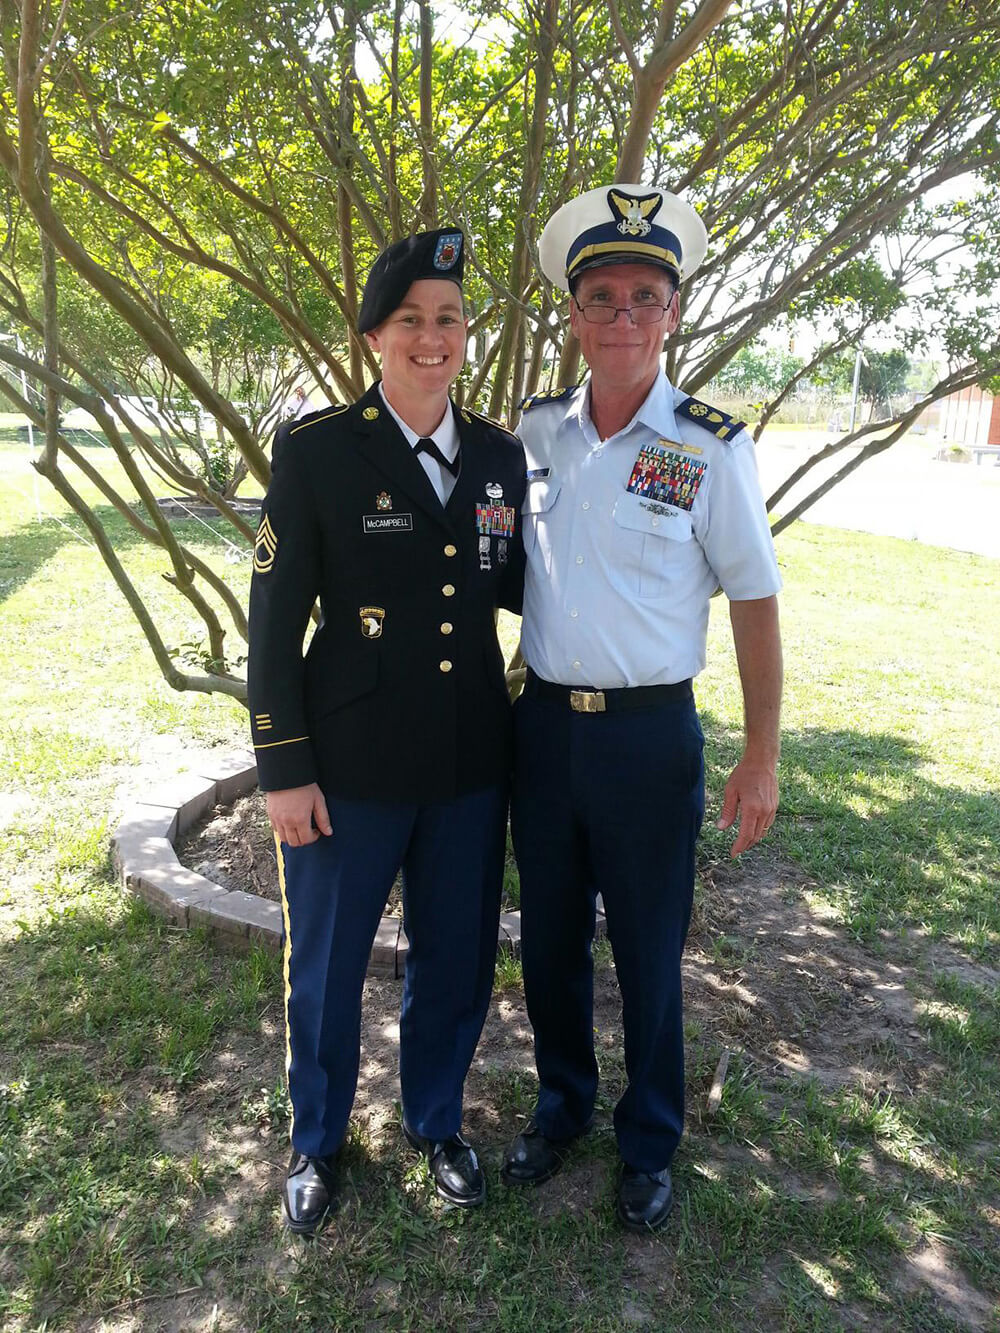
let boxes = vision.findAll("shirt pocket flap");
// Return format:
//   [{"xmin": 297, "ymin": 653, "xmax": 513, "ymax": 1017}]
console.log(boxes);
[
  {"xmin": 613, "ymin": 489, "xmax": 692, "ymax": 542},
  {"xmin": 522, "ymin": 479, "xmax": 561, "ymax": 515}
]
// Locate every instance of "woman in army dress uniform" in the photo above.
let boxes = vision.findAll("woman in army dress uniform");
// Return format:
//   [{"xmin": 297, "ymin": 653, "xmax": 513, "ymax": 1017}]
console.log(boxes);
[{"xmin": 248, "ymin": 228, "xmax": 525, "ymax": 1234}]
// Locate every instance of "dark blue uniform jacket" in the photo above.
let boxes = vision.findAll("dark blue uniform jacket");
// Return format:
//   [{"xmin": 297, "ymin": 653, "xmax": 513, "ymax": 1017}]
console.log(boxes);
[{"xmin": 248, "ymin": 383, "xmax": 526, "ymax": 801}]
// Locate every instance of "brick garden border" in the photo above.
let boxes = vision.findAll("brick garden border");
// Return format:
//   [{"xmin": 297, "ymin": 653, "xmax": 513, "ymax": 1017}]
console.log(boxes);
[{"xmin": 111, "ymin": 752, "xmax": 606, "ymax": 977}]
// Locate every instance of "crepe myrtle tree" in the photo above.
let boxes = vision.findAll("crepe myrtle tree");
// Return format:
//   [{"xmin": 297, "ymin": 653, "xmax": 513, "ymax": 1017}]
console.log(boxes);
[{"xmin": 1, "ymin": 0, "xmax": 999, "ymax": 699}]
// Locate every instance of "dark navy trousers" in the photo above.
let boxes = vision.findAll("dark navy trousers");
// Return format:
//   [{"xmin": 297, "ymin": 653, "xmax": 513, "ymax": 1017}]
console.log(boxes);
[
  {"xmin": 511, "ymin": 690, "xmax": 704, "ymax": 1172},
  {"xmin": 276, "ymin": 784, "xmax": 506, "ymax": 1158}
]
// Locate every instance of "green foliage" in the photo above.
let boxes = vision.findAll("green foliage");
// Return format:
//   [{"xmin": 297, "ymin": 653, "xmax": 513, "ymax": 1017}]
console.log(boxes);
[
  {"xmin": 710, "ymin": 341, "xmax": 805, "ymax": 399},
  {"xmin": 2, "ymin": 0, "xmax": 1000, "ymax": 701},
  {"xmin": 816, "ymin": 348, "xmax": 912, "ymax": 418}
]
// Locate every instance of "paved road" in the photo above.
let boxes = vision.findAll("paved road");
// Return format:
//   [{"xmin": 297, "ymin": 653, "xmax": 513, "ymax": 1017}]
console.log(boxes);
[{"xmin": 756, "ymin": 431, "xmax": 1000, "ymax": 560}]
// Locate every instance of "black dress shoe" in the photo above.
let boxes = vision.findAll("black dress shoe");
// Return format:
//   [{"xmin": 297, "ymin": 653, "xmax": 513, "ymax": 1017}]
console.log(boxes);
[
  {"xmin": 402, "ymin": 1123, "xmax": 486, "ymax": 1207},
  {"xmin": 501, "ymin": 1118, "xmax": 583, "ymax": 1186},
  {"xmin": 282, "ymin": 1150, "xmax": 338, "ymax": 1235},
  {"xmin": 616, "ymin": 1164, "xmax": 673, "ymax": 1232}
]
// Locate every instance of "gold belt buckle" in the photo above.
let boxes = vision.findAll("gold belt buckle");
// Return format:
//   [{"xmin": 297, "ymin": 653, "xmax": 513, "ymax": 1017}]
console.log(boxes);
[{"xmin": 570, "ymin": 689, "xmax": 606, "ymax": 713}]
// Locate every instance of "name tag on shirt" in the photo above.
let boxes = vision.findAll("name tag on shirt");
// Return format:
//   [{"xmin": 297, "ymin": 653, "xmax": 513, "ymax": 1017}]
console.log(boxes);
[{"xmin": 363, "ymin": 513, "xmax": 413, "ymax": 533}]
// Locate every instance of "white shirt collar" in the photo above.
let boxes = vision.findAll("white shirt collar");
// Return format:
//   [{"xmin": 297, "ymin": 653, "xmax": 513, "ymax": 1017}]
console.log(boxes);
[
  {"xmin": 567, "ymin": 370, "xmax": 679, "ymax": 445},
  {"xmin": 377, "ymin": 384, "xmax": 459, "ymax": 462}
]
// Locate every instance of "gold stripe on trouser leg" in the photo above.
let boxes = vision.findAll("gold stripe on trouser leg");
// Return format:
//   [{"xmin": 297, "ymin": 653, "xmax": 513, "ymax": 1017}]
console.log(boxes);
[{"xmin": 273, "ymin": 833, "xmax": 295, "ymax": 1144}]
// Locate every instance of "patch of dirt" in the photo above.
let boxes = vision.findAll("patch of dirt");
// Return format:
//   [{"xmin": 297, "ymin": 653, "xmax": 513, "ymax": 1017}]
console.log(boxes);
[
  {"xmin": 175, "ymin": 792, "xmax": 278, "ymax": 901},
  {"xmin": 898, "ymin": 1238, "xmax": 999, "ymax": 1331},
  {"xmin": 175, "ymin": 791, "xmax": 520, "ymax": 915},
  {"xmin": 682, "ymin": 856, "xmax": 947, "ymax": 1099},
  {"xmin": 150, "ymin": 820, "xmax": 1000, "ymax": 1331}
]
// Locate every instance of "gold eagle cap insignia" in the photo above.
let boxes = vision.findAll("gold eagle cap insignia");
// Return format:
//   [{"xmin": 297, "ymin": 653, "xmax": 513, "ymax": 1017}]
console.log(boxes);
[{"xmin": 608, "ymin": 189, "xmax": 663, "ymax": 237}]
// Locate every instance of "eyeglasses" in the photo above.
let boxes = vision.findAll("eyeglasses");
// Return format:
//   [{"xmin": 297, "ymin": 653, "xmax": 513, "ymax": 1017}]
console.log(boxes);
[{"xmin": 573, "ymin": 300, "xmax": 670, "ymax": 326}]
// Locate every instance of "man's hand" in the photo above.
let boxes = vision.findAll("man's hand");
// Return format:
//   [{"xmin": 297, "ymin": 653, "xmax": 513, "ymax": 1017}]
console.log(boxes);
[
  {"xmin": 267, "ymin": 783, "xmax": 333, "ymax": 847},
  {"xmin": 716, "ymin": 757, "xmax": 778, "ymax": 858},
  {"xmin": 723, "ymin": 594, "xmax": 782, "ymax": 858}
]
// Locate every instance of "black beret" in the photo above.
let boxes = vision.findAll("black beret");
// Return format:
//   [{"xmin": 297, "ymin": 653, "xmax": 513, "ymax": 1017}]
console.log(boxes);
[{"xmin": 357, "ymin": 228, "xmax": 465, "ymax": 334}]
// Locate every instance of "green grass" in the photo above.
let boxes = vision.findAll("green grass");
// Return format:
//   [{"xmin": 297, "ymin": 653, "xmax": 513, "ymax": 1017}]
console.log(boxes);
[{"xmin": 2, "ymin": 442, "xmax": 999, "ymax": 1330}]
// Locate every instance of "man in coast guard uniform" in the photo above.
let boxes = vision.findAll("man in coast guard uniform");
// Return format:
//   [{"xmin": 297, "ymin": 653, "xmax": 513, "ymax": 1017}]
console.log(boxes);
[
  {"xmin": 248, "ymin": 228, "xmax": 525, "ymax": 1234},
  {"xmin": 502, "ymin": 186, "xmax": 783, "ymax": 1231}
]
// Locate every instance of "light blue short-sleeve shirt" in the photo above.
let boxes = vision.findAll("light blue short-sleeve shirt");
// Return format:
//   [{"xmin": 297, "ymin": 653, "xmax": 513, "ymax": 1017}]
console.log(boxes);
[{"xmin": 517, "ymin": 372, "xmax": 781, "ymax": 688}]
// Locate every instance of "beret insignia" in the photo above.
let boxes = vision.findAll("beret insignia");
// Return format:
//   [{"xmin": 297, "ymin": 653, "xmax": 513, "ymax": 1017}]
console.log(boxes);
[{"xmin": 433, "ymin": 233, "xmax": 463, "ymax": 270}]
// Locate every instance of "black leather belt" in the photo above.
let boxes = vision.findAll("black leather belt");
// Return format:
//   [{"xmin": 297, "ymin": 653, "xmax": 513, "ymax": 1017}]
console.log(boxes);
[{"xmin": 524, "ymin": 668, "xmax": 692, "ymax": 713}]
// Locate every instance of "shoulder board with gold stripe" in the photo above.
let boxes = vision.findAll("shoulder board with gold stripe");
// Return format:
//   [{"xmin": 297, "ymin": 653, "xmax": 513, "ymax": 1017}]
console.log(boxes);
[
  {"xmin": 676, "ymin": 396, "xmax": 746, "ymax": 441},
  {"xmin": 289, "ymin": 404, "xmax": 350, "ymax": 435},
  {"xmin": 518, "ymin": 383, "xmax": 582, "ymax": 412},
  {"xmin": 459, "ymin": 406, "xmax": 518, "ymax": 440}
]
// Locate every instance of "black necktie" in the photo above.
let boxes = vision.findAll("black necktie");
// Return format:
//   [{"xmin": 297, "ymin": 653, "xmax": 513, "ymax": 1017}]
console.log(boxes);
[{"xmin": 415, "ymin": 436, "xmax": 460, "ymax": 477}]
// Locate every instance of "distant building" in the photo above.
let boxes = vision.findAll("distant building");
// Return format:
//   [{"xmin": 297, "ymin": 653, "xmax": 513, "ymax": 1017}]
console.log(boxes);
[{"xmin": 941, "ymin": 384, "xmax": 1000, "ymax": 447}]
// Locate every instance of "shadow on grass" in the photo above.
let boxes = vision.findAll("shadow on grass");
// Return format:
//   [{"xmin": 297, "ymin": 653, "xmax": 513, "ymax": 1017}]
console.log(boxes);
[
  {"xmin": 0, "ymin": 504, "xmax": 150, "ymax": 609},
  {"xmin": 700, "ymin": 709, "xmax": 1000, "ymax": 949}
]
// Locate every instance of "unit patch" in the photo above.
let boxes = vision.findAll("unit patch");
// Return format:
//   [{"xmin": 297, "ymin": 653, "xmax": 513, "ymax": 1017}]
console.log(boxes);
[
  {"xmin": 476, "ymin": 502, "xmax": 516, "ymax": 537},
  {"xmin": 360, "ymin": 606, "xmax": 385, "ymax": 639},
  {"xmin": 626, "ymin": 444, "xmax": 707, "ymax": 512},
  {"xmin": 363, "ymin": 512, "xmax": 413, "ymax": 533},
  {"xmin": 376, "ymin": 491, "xmax": 392, "ymax": 511},
  {"xmin": 253, "ymin": 514, "xmax": 278, "ymax": 573}
]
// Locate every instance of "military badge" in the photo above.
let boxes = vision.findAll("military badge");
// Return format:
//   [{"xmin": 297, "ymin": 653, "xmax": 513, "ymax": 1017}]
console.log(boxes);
[
  {"xmin": 661, "ymin": 437, "xmax": 702, "ymax": 455},
  {"xmin": 253, "ymin": 514, "xmax": 278, "ymax": 573},
  {"xmin": 376, "ymin": 491, "xmax": 392, "ymax": 511},
  {"xmin": 363, "ymin": 406, "xmax": 380, "ymax": 421},
  {"xmin": 476, "ymin": 502, "xmax": 516, "ymax": 537},
  {"xmin": 486, "ymin": 481, "xmax": 503, "ymax": 499},
  {"xmin": 433, "ymin": 232, "xmax": 462, "ymax": 270},
  {"xmin": 626, "ymin": 443, "xmax": 707, "ymax": 513},
  {"xmin": 608, "ymin": 189, "xmax": 663, "ymax": 238},
  {"xmin": 360, "ymin": 606, "xmax": 385, "ymax": 638},
  {"xmin": 461, "ymin": 410, "xmax": 472, "ymax": 423},
  {"xmin": 498, "ymin": 539, "xmax": 508, "ymax": 565},
  {"xmin": 478, "ymin": 536, "xmax": 491, "ymax": 571}
]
